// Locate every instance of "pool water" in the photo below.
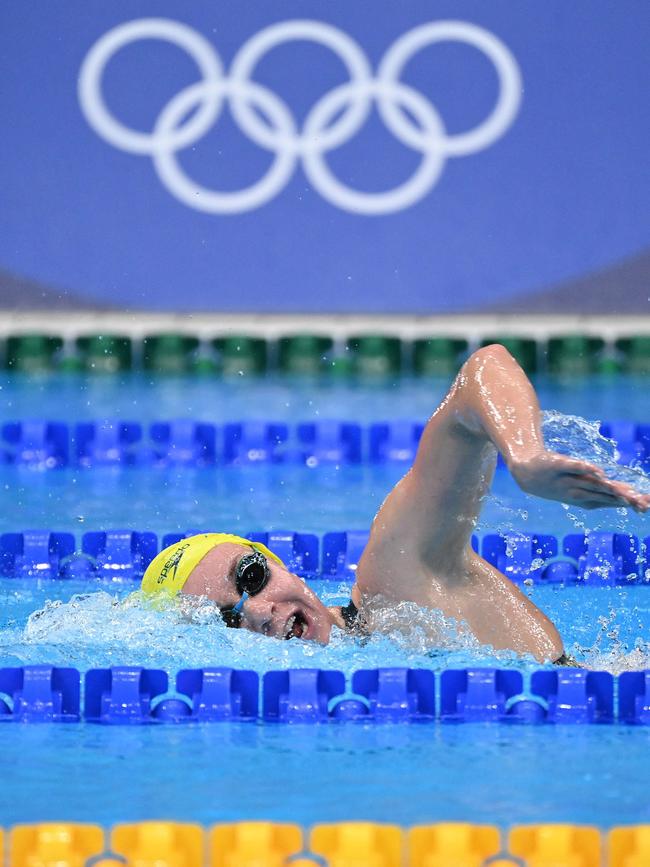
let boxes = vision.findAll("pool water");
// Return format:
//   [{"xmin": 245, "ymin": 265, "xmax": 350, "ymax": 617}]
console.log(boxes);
[
  {"xmin": 1, "ymin": 373, "xmax": 649, "ymax": 829},
  {"xmin": 0, "ymin": 372, "xmax": 648, "ymax": 423}
]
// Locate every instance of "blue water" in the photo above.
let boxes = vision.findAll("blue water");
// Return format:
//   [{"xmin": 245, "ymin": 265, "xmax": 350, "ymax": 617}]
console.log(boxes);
[
  {"xmin": 1, "ymin": 722, "xmax": 650, "ymax": 828},
  {"xmin": 2, "ymin": 582, "xmax": 650, "ymax": 674},
  {"xmin": 0, "ymin": 372, "xmax": 648, "ymax": 423},
  {"xmin": 3, "ymin": 578, "xmax": 650, "ymax": 829},
  {"xmin": 1, "ymin": 373, "xmax": 650, "ymax": 828}
]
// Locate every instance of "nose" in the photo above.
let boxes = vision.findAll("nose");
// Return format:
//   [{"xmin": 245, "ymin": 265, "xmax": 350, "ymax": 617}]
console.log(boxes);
[{"xmin": 241, "ymin": 597, "xmax": 278, "ymax": 636}]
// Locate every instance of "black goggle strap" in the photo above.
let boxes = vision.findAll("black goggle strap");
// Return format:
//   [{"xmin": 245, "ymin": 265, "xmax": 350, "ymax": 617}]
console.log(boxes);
[{"xmin": 219, "ymin": 606, "xmax": 242, "ymax": 628}]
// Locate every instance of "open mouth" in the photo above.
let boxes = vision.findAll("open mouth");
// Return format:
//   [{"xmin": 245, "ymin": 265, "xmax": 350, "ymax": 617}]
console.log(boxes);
[{"xmin": 284, "ymin": 610, "xmax": 309, "ymax": 640}]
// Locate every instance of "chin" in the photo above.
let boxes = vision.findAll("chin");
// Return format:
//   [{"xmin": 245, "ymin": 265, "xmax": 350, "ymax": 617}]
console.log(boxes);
[
  {"xmin": 310, "ymin": 602, "xmax": 335, "ymax": 644},
  {"xmin": 314, "ymin": 620, "xmax": 332, "ymax": 645}
]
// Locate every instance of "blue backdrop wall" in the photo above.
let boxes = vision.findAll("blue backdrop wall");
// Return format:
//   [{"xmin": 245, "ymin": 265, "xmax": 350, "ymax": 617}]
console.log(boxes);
[{"xmin": 1, "ymin": 1, "xmax": 648, "ymax": 312}]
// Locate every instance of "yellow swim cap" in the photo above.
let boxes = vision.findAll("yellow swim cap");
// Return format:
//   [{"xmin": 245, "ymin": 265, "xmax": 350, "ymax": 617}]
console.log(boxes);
[{"xmin": 140, "ymin": 533, "xmax": 285, "ymax": 598}]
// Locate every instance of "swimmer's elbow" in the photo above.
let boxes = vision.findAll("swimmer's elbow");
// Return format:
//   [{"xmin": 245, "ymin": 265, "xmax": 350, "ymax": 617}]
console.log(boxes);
[
  {"xmin": 451, "ymin": 344, "xmax": 517, "ymax": 435},
  {"xmin": 460, "ymin": 344, "xmax": 515, "ymax": 381}
]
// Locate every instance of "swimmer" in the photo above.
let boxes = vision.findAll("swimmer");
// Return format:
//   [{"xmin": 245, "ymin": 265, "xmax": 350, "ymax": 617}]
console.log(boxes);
[{"xmin": 141, "ymin": 344, "xmax": 650, "ymax": 662}]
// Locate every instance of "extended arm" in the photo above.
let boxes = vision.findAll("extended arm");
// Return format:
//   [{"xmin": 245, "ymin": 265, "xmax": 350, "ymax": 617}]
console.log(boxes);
[
  {"xmin": 366, "ymin": 343, "xmax": 648, "ymax": 568},
  {"xmin": 355, "ymin": 345, "xmax": 648, "ymax": 660}
]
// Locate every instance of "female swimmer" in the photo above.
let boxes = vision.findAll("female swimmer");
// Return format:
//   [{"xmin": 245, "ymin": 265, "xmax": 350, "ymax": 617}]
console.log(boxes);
[{"xmin": 141, "ymin": 344, "xmax": 649, "ymax": 662}]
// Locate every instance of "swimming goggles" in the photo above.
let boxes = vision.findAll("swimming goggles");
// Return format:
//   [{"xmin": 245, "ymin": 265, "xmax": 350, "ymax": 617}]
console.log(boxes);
[{"xmin": 220, "ymin": 549, "xmax": 270, "ymax": 628}]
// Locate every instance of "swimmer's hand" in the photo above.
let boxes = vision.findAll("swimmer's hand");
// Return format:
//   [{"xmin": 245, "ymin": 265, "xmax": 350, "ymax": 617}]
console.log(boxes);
[{"xmin": 510, "ymin": 451, "xmax": 650, "ymax": 512}]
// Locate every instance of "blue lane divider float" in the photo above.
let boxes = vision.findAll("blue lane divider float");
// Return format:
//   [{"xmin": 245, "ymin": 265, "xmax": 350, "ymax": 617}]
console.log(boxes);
[
  {"xmin": 85, "ymin": 667, "xmax": 168, "ymax": 724},
  {"xmin": 174, "ymin": 668, "xmax": 258, "ymax": 721},
  {"xmin": 562, "ymin": 533, "xmax": 640, "ymax": 584},
  {"xmin": 247, "ymin": 531, "xmax": 319, "ymax": 578},
  {"xmin": 223, "ymin": 422, "xmax": 289, "ymax": 465},
  {"xmin": 368, "ymin": 421, "xmax": 425, "ymax": 463},
  {"xmin": 321, "ymin": 531, "xmax": 370, "ymax": 580},
  {"xmin": 530, "ymin": 669, "xmax": 614, "ymax": 723},
  {"xmin": 351, "ymin": 668, "xmax": 435, "ymax": 722},
  {"xmin": 2, "ymin": 418, "xmax": 649, "ymax": 469},
  {"xmin": 296, "ymin": 421, "xmax": 362, "ymax": 465},
  {"xmin": 1, "ymin": 665, "xmax": 647, "ymax": 725},
  {"xmin": 481, "ymin": 532, "xmax": 645, "ymax": 585},
  {"xmin": 0, "ymin": 665, "xmax": 80, "ymax": 722},
  {"xmin": 0, "ymin": 530, "xmax": 648, "ymax": 583},
  {"xmin": 61, "ymin": 531, "xmax": 159, "ymax": 581},
  {"xmin": 263, "ymin": 669, "xmax": 346, "ymax": 723},
  {"xmin": 618, "ymin": 671, "xmax": 650, "ymax": 724},
  {"xmin": 0, "ymin": 421, "xmax": 69, "ymax": 468},
  {"xmin": 440, "ymin": 669, "xmax": 525, "ymax": 723},
  {"xmin": 600, "ymin": 421, "xmax": 650, "ymax": 468},
  {"xmin": 76, "ymin": 421, "xmax": 142, "ymax": 467},
  {"xmin": 0, "ymin": 531, "xmax": 76, "ymax": 578},
  {"xmin": 149, "ymin": 420, "xmax": 217, "ymax": 467},
  {"xmin": 482, "ymin": 533, "xmax": 558, "ymax": 584}
]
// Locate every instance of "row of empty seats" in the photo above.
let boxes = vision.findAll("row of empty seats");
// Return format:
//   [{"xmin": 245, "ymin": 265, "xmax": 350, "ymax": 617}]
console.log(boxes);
[
  {"xmin": 1, "ymin": 420, "xmax": 648, "ymax": 469},
  {"xmin": 1, "ymin": 820, "xmax": 649, "ymax": 866},
  {"xmin": 3, "ymin": 665, "xmax": 650, "ymax": 725},
  {"xmin": 0, "ymin": 529, "xmax": 648, "ymax": 585}
]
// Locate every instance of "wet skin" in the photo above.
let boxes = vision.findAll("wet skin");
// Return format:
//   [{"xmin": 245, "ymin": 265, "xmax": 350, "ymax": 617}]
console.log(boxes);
[
  {"xmin": 183, "ymin": 542, "xmax": 335, "ymax": 642},
  {"xmin": 181, "ymin": 345, "xmax": 650, "ymax": 661}
]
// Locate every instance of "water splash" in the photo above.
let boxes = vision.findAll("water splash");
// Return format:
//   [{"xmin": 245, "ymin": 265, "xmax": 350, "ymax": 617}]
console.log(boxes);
[
  {"xmin": 542, "ymin": 410, "xmax": 650, "ymax": 491},
  {"xmin": 1, "ymin": 409, "xmax": 649, "ymax": 675},
  {"xmin": 0, "ymin": 586, "xmax": 529, "ymax": 675}
]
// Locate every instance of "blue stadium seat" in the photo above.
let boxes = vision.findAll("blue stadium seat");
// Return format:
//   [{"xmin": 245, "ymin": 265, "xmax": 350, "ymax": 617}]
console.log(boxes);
[{"xmin": 1, "ymin": 421, "xmax": 69, "ymax": 468}]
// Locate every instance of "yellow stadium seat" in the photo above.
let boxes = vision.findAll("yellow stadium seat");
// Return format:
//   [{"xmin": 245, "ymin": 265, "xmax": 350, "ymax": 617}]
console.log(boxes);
[
  {"xmin": 609, "ymin": 825, "xmax": 650, "ymax": 866},
  {"xmin": 408, "ymin": 822, "xmax": 501, "ymax": 866},
  {"xmin": 509, "ymin": 824, "xmax": 602, "ymax": 867},
  {"xmin": 10, "ymin": 823, "xmax": 104, "ymax": 867},
  {"xmin": 210, "ymin": 822, "xmax": 303, "ymax": 867},
  {"xmin": 310, "ymin": 822, "xmax": 403, "ymax": 867},
  {"xmin": 111, "ymin": 822, "xmax": 203, "ymax": 867}
]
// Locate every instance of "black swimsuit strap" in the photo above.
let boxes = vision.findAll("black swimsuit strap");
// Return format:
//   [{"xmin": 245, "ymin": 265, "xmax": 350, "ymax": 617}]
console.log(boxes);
[
  {"xmin": 339, "ymin": 599, "xmax": 359, "ymax": 630},
  {"xmin": 553, "ymin": 652, "xmax": 580, "ymax": 667}
]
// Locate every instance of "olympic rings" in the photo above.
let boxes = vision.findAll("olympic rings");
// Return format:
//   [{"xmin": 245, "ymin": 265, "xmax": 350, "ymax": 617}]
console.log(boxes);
[{"xmin": 78, "ymin": 17, "xmax": 522, "ymax": 215}]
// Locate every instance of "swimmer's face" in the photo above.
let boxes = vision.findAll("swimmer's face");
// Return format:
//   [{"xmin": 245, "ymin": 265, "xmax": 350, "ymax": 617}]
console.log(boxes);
[{"xmin": 182, "ymin": 543, "xmax": 334, "ymax": 643}]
